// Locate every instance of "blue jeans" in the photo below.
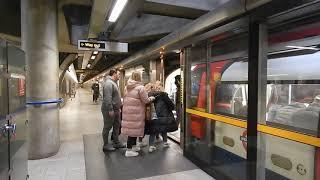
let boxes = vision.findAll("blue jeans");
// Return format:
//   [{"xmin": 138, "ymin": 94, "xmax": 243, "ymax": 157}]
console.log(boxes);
[{"xmin": 149, "ymin": 133, "xmax": 167, "ymax": 146}]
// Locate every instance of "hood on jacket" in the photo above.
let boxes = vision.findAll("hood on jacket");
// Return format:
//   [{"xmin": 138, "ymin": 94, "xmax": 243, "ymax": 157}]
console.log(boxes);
[
  {"xmin": 126, "ymin": 79, "xmax": 142, "ymax": 89},
  {"xmin": 149, "ymin": 91, "xmax": 166, "ymax": 98},
  {"xmin": 106, "ymin": 76, "xmax": 116, "ymax": 82}
]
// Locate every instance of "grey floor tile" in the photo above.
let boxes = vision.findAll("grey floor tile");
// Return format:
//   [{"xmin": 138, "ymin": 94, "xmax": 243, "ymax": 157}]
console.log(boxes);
[{"xmin": 135, "ymin": 169, "xmax": 215, "ymax": 180}]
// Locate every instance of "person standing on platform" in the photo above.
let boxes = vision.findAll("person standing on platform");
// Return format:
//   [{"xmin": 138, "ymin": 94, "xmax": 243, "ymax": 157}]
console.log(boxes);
[
  {"xmin": 174, "ymin": 75, "xmax": 181, "ymax": 126},
  {"xmin": 121, "ymin": 72, "xmax": 155, "ymax": 157},
  {"xmin": 145, "ymin": 81, "xmax": 178, "ymax": 153},
  {"xmin": 101, "ymin": 68, "xmax": 126, "ymax": 152},
  {"xmin": 91, "ymin": 81, "xmax": 100, "ymax": 103}
]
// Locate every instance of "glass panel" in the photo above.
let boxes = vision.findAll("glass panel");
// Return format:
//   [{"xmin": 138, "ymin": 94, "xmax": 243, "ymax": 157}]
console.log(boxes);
[
  {"xmin": 185, "ymin": 27, "xmax": 249, "ymax": 180},
  {"xmin": 185, "ymin": 41, "xmax": 208, "ymax": 147},
  {"xmin": 7, "ymin": 45, "xmax": 26, "ymax": 114},
  {"xmin": 187, "ymin": 42, "xmax": 207, "ymax": 112},
  {"xmin": 257, "ymin": 133, "xmax": 316, "ymax": 180},
  {"xmin": 265, "ymin": 17, "xmax": 320, "ymax": 136},
  {"xmin": 0, "ymin": 41, "xmax": 7, "ymax": 119},
  {"xmin": 258, "ymin": 14, "xmax": 320, "ymax": 180},
  {"xmin": 0, "ymin": 40, "xmax": 9, "ymax": 180},
  {"xmin": 210, "ymin": 33, "xmax": 248, "ymax": 119},
  {"xmin": 7, "ymin": 44, "xmax": 28, "ymax": 180}
]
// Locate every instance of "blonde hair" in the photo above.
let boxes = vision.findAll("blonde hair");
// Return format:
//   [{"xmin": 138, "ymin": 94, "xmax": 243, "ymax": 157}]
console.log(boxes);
[
  {"xmin": 145, "ymin": 83, "xmax": 154, "ymax": 93},
  {"xmin": 154, "ymin": 81, "xmax": 164, "ymax": 91},
  {"xmin": 131, "ymin": 71, "xmax": 142, "ymax": 82}
]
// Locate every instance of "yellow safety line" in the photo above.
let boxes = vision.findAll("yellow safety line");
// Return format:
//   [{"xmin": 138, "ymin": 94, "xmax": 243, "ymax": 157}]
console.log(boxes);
[{"xmin": 186, "ymin": 108, "xmax": 320, "ymax": 147}]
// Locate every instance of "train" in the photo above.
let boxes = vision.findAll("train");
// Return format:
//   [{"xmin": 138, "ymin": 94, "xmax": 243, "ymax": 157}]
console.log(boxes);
[{"xmin": 187, "ymin": 14, "xmax": 320, "ymax": 180}]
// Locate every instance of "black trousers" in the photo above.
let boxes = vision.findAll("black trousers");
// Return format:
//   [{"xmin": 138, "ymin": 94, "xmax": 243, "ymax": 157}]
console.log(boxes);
[
  {"xmin": 93, "ymin": 93, "xmax": 99, "ymax": 101},
  {"xmin": 111, "ymin": 108, "xmax": 122, "ymax": 141},
  {"xmin": 127, "ymin": 136, "xmax": 137, "ymax": 149}
]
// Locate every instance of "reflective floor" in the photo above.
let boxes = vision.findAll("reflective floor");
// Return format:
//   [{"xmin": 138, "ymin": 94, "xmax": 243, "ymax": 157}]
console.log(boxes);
[{"xmin": 28, "ymin": 88, "xmax": 214, "ymax": 180}]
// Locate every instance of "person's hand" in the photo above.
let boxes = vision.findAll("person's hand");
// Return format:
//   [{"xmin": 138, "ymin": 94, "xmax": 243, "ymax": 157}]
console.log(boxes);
[
  {"xmin": 109, "ymin": 111, "xmax": 114, "ymax": 117},
  {"xmin": 149, "ymin": 96, "xmax": 155, "ymax": 102}
]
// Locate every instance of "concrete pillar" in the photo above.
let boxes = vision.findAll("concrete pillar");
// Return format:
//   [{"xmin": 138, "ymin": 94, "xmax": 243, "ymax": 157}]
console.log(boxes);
[{"xmin": 21, "ymin": 0, "xmax": 60, "ymax": 159}]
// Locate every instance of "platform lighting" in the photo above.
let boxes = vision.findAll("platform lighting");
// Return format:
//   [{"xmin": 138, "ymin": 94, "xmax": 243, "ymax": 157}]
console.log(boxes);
[
  {"xmin": 173, "ymin": 49, "xmax": 181, "ymax": 54},
  {"xmin": 91, "ymin": 55, "xmax": 96, "ymax": 60},
  {"xmin": 93, "ymin": 51, "xmax": 98, "ymax": 55},
  {"xmin": 286, "ymin": 45, "xmax": 319, "ymax": 50},
  {"xmin": 108, "ymin": 0, "xmax": 128, "ymax": 22},
  {"xmin": 87, "ymin": 64, "xmax": 91, "ymax": 68}
]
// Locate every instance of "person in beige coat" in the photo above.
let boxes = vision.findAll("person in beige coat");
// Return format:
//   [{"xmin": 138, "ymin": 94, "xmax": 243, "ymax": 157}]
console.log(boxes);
[{"xmin": 121, "ymin": 71, "xmax": 155, "ymax": 157}]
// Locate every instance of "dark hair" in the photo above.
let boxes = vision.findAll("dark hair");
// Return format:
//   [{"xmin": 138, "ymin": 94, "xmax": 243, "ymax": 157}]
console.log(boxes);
[
  {"xmin": 109, "ymin": 68, "xmax": 118, "ymax": 76},
  {"xmin": 175, "ymin": 75, "xmax": 181, "ymax": 81}
]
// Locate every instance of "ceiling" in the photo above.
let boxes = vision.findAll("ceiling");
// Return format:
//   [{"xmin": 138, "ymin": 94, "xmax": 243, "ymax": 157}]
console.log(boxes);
[{"xmin": 0, "ymin": 0, "xmax": 229, "ymax": 83}]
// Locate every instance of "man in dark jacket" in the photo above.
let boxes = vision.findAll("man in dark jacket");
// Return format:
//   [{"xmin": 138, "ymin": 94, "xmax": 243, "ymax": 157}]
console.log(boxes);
[
  {"xmin": 91, "ymin": 81, "xmax": 99, "ymax": 102},
  {"xmin": 175, "ymin": 75, "xmax": 181, "ymax": 126},
  {"xmin": 101, "ymin": 68, "xmax": 125, "ymax": 151}
]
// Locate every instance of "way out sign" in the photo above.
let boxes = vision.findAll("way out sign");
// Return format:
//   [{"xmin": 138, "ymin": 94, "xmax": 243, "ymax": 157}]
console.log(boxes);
[{"xmin": 78, "ymin": 40, "xmax": 128, "ymax": 53}]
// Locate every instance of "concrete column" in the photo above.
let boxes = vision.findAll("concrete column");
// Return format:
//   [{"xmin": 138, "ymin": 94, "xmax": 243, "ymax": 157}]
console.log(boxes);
[{"xmin": 21, "ymin": 0, "xmax": 60, "ymax": 159}]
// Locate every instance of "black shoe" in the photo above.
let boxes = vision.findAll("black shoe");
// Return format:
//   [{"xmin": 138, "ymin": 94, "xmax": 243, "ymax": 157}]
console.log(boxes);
[
  {"xmin": 113, "ymin": 143, "xmax": 126, "ymax": 149},
  {"xmin": 103, "ymin": 144, "xmax": 116, "ymax": 152}
]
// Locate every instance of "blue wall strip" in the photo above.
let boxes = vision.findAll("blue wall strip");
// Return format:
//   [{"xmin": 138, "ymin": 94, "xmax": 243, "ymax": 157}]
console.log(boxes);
[{"xmin": 26, "ymin": 98, "xmax": 63, "ymax": 105}]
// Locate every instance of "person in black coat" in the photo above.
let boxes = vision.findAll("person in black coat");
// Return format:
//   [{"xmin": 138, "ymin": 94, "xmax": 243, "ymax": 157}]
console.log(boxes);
[
  {"xmin": 91, "ymin": 81, "xmax": 100, "ymax": 103},
  {"xmin": 145, "ymin": 84, "xmax": 178, "ymax": 153}
]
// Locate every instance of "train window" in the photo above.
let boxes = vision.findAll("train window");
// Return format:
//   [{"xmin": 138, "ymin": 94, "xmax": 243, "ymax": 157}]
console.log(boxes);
[
  {"xmin": 265, "ymin": 18, "xmax": 320, "ymax": 136},
  {"xmin": 187, "ymin": 42, "xmax": 208, "ymax": 112},
  {"xmin": 210, "ymin": 33, "xmax": 248, "ymax": 119}
]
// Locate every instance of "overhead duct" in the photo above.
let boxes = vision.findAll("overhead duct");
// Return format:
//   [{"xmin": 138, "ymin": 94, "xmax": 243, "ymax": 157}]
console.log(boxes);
[{"xmin": 90, "ymin": 0, "xmax": 271, "ymax": 81}]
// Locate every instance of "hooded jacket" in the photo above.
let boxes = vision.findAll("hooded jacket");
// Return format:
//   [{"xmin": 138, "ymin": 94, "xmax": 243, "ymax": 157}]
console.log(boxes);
[
  {"xmin": 121, "ymin": 79, "xmax": 150, "ymax": 137},
  {"xmin": 144, "ymin": 91, "xmax": 178, "ymax": 135},
  {"xmin": 101, "ymin": 76, "xmax": 121, "ymax": 112}
]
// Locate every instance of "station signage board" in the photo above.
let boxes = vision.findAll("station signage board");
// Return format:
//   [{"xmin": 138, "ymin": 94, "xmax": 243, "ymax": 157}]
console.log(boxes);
[
  {"xmin": 78, "ymin": 40, "xmax": 128, "ymax": 53},
  {"xmin": 76, "ymin": 69, "xmax": 99, "ymax": 74}
]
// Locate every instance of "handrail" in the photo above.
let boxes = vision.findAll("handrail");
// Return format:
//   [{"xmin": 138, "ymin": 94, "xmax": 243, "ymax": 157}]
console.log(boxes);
[{"xmin": 27, "ymin": 98, "xmax": 63, "ymax": 105}]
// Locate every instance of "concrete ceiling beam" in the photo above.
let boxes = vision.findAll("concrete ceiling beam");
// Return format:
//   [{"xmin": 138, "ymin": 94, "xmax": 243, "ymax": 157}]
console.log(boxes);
[
  {"xmin": 146, "ymin": 0, "xmax": 229, "ymax": 11},
  {"xmin": 115, "ymin": 14, "xmax": 191, "ymax": 42},
  {"xmin": 142, "ymin": 1, "xmax": 208, "ymax": 19},
  {"xmin": 109, "ymin": 0, "xmax": 145, "ymax": 39}
]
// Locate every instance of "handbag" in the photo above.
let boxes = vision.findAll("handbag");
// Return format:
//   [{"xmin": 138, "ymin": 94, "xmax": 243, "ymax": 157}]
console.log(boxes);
[
  {"xmin": 145, "ymin": 102, "xmax": 157, "ymax": 121},
  {"xmin": 145, "ymin": 104, "xmax": 151, "ymax": 121}
]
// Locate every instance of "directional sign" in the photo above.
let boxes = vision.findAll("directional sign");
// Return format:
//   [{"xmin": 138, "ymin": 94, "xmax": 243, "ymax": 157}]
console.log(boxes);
[
  {"xmin": 78, "ymin": 40, "xmax": 128, "ymax": 53},
  {"xmin": 75, "ymin": 69, "xmax": 99, "ymax": 74}
]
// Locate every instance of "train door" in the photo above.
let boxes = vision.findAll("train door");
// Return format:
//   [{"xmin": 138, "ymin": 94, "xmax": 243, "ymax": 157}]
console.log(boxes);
[
  {"xmin": 0, "ymin": 40, "xmax": 9, "ymax": 180},
  {"xmin": 7, "ymin": 44, "xmax": 28, "ymax": 180}
]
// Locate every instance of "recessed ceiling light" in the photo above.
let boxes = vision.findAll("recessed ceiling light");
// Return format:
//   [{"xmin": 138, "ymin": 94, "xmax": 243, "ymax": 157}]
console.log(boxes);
[
  {"xmin": 91, "ymin": 56, "xmax": 96, "ymax": 60},
  {"xmin": 286, "ymin": 45, "xmax": 319, "ymax": 50},
  {"xmin": 93, "ymin": 51, "xmax": 98, "ymax": 55},
  {"xmin": 108, "ymin": 0, "xmax": 128, "ymax": 22}
]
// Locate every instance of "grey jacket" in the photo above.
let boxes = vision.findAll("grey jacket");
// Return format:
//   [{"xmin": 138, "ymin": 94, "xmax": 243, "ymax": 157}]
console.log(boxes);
[{"xmin": 101, "ymin": 76, "xmax": 121, "ymax": 112}]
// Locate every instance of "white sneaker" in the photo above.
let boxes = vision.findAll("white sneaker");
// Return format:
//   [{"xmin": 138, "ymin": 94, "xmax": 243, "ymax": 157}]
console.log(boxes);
[
  {"xmin": 148, "ymin": 146, "xmax": 157, "ymax": 153},
  {"xmin": 137, "ymin": 141, "xmax": 147, "ymax": 147},
  {"xmin": 163, "ymin": 142, "xmax": 169, "ymax": 148},
  {"xmin": 132, "ymin": 146, "xmax": 141, "ymax": 152},
  {"xmin": 125, "ymin": 150, "xmax": 139, "ymax": 157}
]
